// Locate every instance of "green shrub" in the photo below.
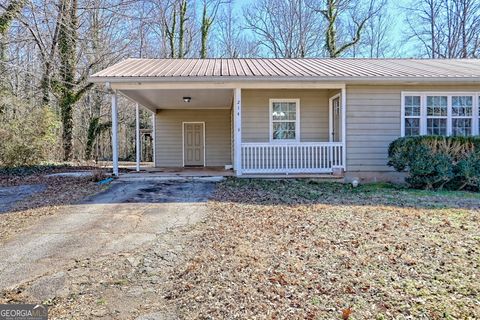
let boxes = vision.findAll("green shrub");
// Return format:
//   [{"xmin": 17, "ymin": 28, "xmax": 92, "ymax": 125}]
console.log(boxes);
[
  {"xmin": 0, "ymin": 106, "xmax": 60, "ymax": 167},
  {"xmin": 388, "ymin": 136, "xmax": 480, "ymax": 191},
  {"xmin": 452, "ymin": 152, "xmax": 480, "ymax": 190}
]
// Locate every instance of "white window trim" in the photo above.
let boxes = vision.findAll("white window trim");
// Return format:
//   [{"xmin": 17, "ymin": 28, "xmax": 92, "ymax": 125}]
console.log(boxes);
[
  {"xmin": 427, "ymin": 95, "xmax": 449, "ymax": 136},
  {"xmin": 269, "ymin": 98, "xmax": 300, "ymax": 143},
  {"xmin": 451, "ymin": 96, "xmax": 475, "ymax": 136},
  {"xmin": 401, "ymin": 94, "xmax": 422, "ymax": 136},
  {"xmin": 401, "ymin": 91, "xmax": 480, "ymax": 137}
]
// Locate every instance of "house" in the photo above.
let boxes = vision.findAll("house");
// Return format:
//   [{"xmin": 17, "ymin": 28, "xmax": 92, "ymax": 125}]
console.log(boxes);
[{"xmin": 90, "ymin": 58, "xmax": 480, "ymax": 180}]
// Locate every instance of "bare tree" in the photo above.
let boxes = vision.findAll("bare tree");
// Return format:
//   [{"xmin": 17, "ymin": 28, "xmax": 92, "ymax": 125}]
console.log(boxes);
[
  {"xmin": 350, "ymin": 3, "xmax": 399, "ymax": 58},
  {"xmin": 57, "ymin": 0, "xmax": 81, "ymax": 160},
  {"xmin": 164, "ymin": 0, "xmax": 177, "ymax": 58},
  {"xmin": 16, "ymin": 0, "xmax": 135, "ymax": 159},
  {"xmin": 2, "ymin": 0, "xmax": 152, "ymax": 163},
  {"xmin": 159, "ymin": 0, "xmax": 195, "ymax": 58},
  {"xmin": 0, "ymin": 0, "xmax": 26, "ymax": 97},
  {"xmin": 444, "ymin": 0, "xmax": 480, "ymax": 57},
  {"xmin": 214, "ymin": 2, "xmax": 259, "ymax": 58},
  {"xmin": 0, "ymin": 0, "xmax": 26, "ymax": 61},
  {"xmin": 244, "ymin": 0, "xmax": 324, "ymax": 58},
  {"xmin": 404, "ymin": 0, "xmax": 443, "ymax": 58},
  {"xmin": 312, "ymin": 0, "xmax": 385, "ymax": 58},
  {"xmin": 200, "ymin": 0, "xmax": 229, "ymax": 58},
  {"xmin": 177, "ymin": 0, "xmax": 188, "ymax": 58},
  {"xmin": 17, "ymin": 0, "xmax": 65, "ymax": 105},
  {"xmin": 404, "ymin": 0, "xmax": 480, "ymax": 58}
]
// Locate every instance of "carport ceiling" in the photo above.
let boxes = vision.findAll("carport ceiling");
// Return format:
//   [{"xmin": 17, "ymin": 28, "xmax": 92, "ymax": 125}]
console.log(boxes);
[{"xmin": 119, "ymin": 89, "xmax": 233, "ymax": 112}]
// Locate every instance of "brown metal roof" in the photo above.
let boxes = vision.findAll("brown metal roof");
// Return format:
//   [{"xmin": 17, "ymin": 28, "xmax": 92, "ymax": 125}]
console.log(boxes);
[{"xmin": 90, "ymin": 58, "xmax": 480, "ymax": 82}]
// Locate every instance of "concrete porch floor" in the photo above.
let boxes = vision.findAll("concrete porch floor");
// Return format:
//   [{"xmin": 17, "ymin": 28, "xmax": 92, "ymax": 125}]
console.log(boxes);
[
  {"xmin": 98, "ymin": 162, "xmax": 345, "ymax": 180},
  {"xmin": 129, "ymin": 166, "xmax": 234, "ymax": 177}
]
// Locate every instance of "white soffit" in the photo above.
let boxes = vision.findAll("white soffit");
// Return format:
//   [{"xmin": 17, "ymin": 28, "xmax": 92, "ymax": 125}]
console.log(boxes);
[{"xmin": 119, "ymin": 88, "xmax": 233, "ymax": 111}]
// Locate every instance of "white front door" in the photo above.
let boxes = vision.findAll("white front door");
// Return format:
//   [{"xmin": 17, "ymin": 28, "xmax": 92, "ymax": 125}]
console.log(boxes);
[{"xmin": 183, "ymin": 122, "xmax": 205, "ymax": 166}]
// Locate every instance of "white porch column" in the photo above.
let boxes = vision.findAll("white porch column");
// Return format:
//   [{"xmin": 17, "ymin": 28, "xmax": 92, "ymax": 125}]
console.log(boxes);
[
  {"xmin": 111, "ymin": 91, "xmax": 119, "ymax": 176},
  {"xmin": 233, "ymin": 88, "xmax": 242, "ymax": 176},
  {"xmin": 135, "ymin": 103, "xmax": 141, "ymax": 172},
  {"xmin": 341, "ymin": 86, "xmax": 347, "ymax": 170},
  {"xmin": 152, "ymin": 110, "xmax": 156, "ymax": 165}
]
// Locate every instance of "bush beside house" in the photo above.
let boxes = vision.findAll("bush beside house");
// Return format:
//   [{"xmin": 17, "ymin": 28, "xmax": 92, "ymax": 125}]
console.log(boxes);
[
  {"xmin": 388, "ymin": 136, "xmax": 480, "ymax": 191},
  {"xmin": 0, "ymin": 103, "xmax": 60, "ymax": 167}
]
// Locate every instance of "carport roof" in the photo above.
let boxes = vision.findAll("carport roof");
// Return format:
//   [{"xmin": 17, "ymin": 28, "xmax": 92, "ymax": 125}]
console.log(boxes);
[{"xmin": 90, "ymin": 58, "xmax": 480, "ymax": 83}]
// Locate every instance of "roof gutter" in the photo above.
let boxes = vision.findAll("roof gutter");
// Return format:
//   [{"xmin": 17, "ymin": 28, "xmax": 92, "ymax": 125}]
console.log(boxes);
[{"xmin": 88, "ymin": 75, "xmax": 480, "ymax": 85}]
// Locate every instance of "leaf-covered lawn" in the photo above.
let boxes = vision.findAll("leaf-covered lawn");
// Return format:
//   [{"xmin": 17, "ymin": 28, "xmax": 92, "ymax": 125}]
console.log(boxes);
[{"xmin": 165, "ymin": 179, "xmax": 480, "ymax": 319}]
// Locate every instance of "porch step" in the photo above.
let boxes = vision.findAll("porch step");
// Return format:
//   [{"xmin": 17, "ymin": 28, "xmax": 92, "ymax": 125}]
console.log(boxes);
[{"xmin": 117, "ymin": 172, "xmax": 226, "ymax": 182}]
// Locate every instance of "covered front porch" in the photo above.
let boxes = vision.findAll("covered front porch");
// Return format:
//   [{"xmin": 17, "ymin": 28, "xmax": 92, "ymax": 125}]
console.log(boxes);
[
  {"xmin": 96, "ymin": 69, "xmax": 346, "ymax": 178},
  {"xmin": 237, "ymin": 86, "xmax": 345, "ymax": 175},
  {"xmin": 107, "ymin": 82, "xmax": 347, "ymax": 177}
]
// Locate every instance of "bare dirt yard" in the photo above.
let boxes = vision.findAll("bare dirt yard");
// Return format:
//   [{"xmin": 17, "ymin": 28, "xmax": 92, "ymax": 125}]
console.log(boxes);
[{"xmin": 1, "ymin": 177, "xmax": 479, "ymax": 319}]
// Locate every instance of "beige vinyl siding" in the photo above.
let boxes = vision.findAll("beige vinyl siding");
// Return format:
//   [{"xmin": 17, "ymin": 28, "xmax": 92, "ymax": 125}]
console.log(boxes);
[
  {"xmin": 346, "ymin": 85, "xmax": 480, "ymax": 172},
  {"xmin": 241, "ymin": 89, "xmax": 330, "ymax": 142},
  {"xmin": 155, "ymin": 109, "xmax": 231, "ymax": 167}
]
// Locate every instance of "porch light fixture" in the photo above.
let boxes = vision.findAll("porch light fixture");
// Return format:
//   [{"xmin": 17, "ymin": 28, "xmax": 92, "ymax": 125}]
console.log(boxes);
[{"xmin": 183, "ymin": 96, "xmax": 191, "ymax": 103}]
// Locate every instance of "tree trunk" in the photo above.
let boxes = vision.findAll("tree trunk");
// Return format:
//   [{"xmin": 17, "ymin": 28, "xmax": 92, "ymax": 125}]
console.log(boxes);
[
  {"xmin": 0, "ymin": 0, "xmax": 26, "ymax": 57},
  {"xmin": 0, "ymin": 0, "xmax": 26, "ymax": 97},
  {"xmin": 200, "ymin": 2, "xmax": 210, "ymax": 58},
  {"xmin": 320, "ymin": 0, "xmax": 378, "ymax": 58},
  {"xmin": 324, "ymin": 0, "xmax": 338, "ymax": 58},
  {"xmin": 460, "ymin": 0, "xmax": 468, "ymax": 58},
  {"xmin": 178, "ymin": 0, "xmax": 187, "ymax": 58},
  {"xmin": 58, "ymin": 0, "xmax": 78, "ymax": 161},
  {"xmin": 165, "ymin": 7, "xmax": 176, "ymax": 58},
  {"xmin": 86, "ymin": 116, "xmax": 99, "ymax": 160},
  {"xmin": 429, "ymin": 0, "xmax": 436, "ymax": 58},
  {"xmin": 40, "ymin": 60, "xmax": 53, "ymax": 106}
]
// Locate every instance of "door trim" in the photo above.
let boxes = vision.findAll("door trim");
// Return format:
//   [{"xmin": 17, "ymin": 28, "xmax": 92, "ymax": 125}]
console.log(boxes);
[
  {"xmin": 182, "ymin": 122, "xmax": 206, "ymax": 167},
  {"xmin": 329, "ymin": 93, "xmax": 341, "ymax": 142}
]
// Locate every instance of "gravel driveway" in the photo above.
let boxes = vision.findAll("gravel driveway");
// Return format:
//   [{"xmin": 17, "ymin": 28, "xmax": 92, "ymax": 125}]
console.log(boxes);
[{"xmin": 0, "ymin": 178, "xmax": 217, "ymax": 302}]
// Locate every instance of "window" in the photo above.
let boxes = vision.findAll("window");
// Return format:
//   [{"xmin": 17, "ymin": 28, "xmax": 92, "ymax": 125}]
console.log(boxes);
[
  {"xmin": 451, "ymin": 96, "xmax": 472, "ymax": 136},
  {"xmin": 426, "ymin": 96, "xmax": 447, "ymax": 136},
  {"xmin": 404, "ymin": 96, "xmax": 421, "ymax": 136},
  {"xmin": 402, "ymin": 92, "xmax": 479, "ymax": 137},
  {"xmin": 270, "ymin": 99, "xmax": 299, "ymax": 141}
]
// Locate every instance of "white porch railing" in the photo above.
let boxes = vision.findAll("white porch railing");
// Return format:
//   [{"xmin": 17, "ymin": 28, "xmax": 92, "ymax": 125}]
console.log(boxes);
[{"xmin": 241, "ymin": 142, "xmax": 344, "ymax": 174}]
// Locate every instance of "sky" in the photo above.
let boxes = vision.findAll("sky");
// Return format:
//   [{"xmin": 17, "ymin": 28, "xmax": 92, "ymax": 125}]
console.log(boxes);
[{"xmin": 225, "ymin": 0, "xmax": 416, "ymax": 58}]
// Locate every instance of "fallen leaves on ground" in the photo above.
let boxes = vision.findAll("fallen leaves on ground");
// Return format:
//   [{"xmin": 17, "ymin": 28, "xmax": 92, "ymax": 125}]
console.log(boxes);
[
  {"xmin": 1, "ymin": 178, "xmax": 478, "ymax": 319},
  {"xmin": 0, "ymin": 175, "xmax": 106, "ymax": 242},
  {"xmin": 163, "ymin": 179, "xmax": 480, "ymax": 319}
]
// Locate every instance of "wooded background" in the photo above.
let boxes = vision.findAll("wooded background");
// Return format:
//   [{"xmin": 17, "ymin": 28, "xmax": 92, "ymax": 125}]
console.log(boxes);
[{"xmin": 1, "ymin": 0, "xmax": 479, "ymax": 166}]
